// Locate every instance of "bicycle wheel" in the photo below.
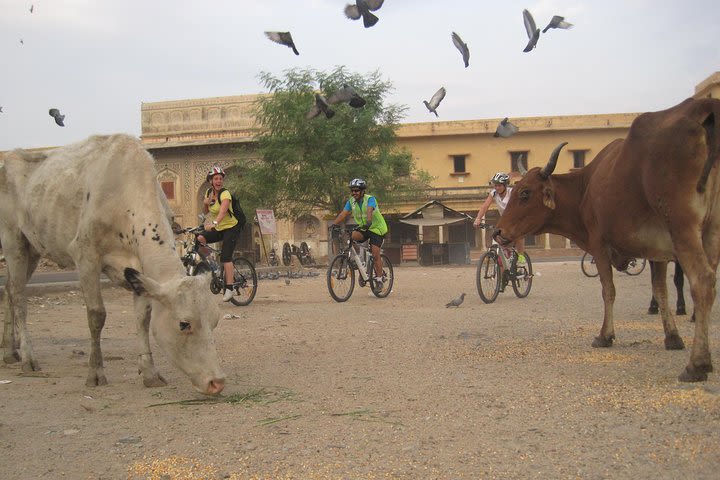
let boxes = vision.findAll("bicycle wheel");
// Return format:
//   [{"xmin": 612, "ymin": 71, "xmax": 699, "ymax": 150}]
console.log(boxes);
[
  {"xmin": 370, "ymin": 254, "xmax": 394, "ymax": 298},
  {"xmin": 327, "ymin": 254, "xmax": 355, "ymax": 302},
  {"xmin": 581, "ymin": 252, "xmax": 599, "ymax": 277},
  {"xmin": 476, "ymin": 251, "xmax": 500, "ymax": 303},
  {"xmin": 229, "ymin": 257, "xmax": 258, "ymax": 306},
  {"xmin": 281, "ymin": 242, "xmax": 292, "ymax": 266},
  {"xmin": 625, "ymin": 258, "xmax": 647, "ymax": 276},
  {"xmin": 511, "ymin": 253, "xmax": 533, "ymax": 298}
]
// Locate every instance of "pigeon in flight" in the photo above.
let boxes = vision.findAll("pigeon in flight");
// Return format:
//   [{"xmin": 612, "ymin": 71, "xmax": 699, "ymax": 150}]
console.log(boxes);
[
  {"xmin": 20, "ymin": 39, "xmax": 24, "ymax": 45},
  {"xmin": 0, "ymin": 106, "xmax": 3, "ymax": 113},
  {"xmin": 327, "ymin": 84, "xmax": 366, "ymax": 109},
  {"xmin": 423, "ymin": 87, "xmax": 446, "ymax": 117},
  {"xmin": 522, "ymin": 9, "xmax": 540, "ymax": 52},
  {"xmin": 264, "ymin": 31, "xmax": 299, "ymax": 55},
  {"xmin": 49, "ymin": 108, "xmax": 65, "ymax": 127},
  {"xmin": 543, "ymin": 15, "xmax": 573, "ymax": 33},
  {"xmin": 344, "ymin": 0, "xmax": 385, "ymax": 28},
  {"xmin": 305, "ymin": 93, "xmax": 335, "ymax": 120},
  {"xmin": 451, "ymin": 32, "xmax": 470, "ymax": 68},
  {"xmin": 446, "ymin": 293, "xmax": 466, "ymax": 308},
  {"xmin": 30, "ymin": 4, "xmax": 34, "ymax": 13},
  {"xmin": 494, "ymin": 118, "xmax": 519, "ymax": 138}
]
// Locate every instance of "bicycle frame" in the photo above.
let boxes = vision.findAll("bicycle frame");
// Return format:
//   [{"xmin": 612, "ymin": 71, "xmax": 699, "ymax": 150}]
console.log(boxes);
[{"xmin": 346, "ymin": 238, "xmax": 374, "ymax": 282}]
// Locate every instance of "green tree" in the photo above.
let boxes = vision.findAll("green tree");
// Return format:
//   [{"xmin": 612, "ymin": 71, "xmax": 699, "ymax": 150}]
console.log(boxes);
[{"xmin": 232, "ymin": 66, "xmax": 432, "ymax": 220}]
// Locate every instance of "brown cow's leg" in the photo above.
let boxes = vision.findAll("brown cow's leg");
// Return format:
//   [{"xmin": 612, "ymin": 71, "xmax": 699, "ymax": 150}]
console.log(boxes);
[
  {"xmin": 650, "ymin": 261, "xmax": 684, "ymax": 350},
  {"xmin": 592, "ymin": 255, "xmax": 616, "ymax": 348},
  {"xmin": 676, "ymin": 251, "xmax": 715, "ymax": 382},
  {"xmin": 133, "ymin": 294, "xmax": 167, "ymax": 387}
]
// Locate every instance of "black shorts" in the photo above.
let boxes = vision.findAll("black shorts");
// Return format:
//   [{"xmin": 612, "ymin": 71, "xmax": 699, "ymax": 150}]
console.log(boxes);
[
  {"xmin": 200, "ymin": 223, "xmax": 242, "ymax": 262},
  {"xmin": 358, "ymin": 229, "xmax": 385, "ymax": 248}
]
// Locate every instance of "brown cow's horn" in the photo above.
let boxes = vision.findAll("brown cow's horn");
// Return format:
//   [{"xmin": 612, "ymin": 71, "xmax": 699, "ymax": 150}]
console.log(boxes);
[
  {"xmin": 517, "ymin": 153, "xmax": 528, "ymax": 176},
  {"xmin": 540, "ymin": 142, "xmax": 568, "ymax": 178}
]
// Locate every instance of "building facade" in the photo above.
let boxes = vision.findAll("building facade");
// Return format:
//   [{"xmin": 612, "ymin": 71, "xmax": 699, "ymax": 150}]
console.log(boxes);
[{"xmin": 140, "ymin": 72, "xmax": 720, "ymax": 264}]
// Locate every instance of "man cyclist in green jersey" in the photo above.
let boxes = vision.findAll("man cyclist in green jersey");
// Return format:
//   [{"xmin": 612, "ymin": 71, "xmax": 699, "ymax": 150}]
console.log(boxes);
[{"xmin": 331, "ymin": 178, "xmax": 389, "ymax": 290}]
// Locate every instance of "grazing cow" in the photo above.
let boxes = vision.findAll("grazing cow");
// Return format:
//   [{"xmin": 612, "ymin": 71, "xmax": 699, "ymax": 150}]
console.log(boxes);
[
  {"xmin": 0, "ymin": 134, "xmax": 225, "ymax": 394},
  {"xmin": 494, "ymin": 97, "xmax": 720, "ymax": 382}
]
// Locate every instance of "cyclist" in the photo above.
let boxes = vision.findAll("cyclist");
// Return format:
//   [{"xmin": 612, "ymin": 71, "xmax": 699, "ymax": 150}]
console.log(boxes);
[
  {"xmin": 473, "ymin": 172, "xmax": 526, "ymax": 264},
  {"xmin": 198, "ymin": 165, "xmax": 242, "ymax": 301},
  {"xmin": 331, "ymin": 178, "xmax": 389, "ymax": 290}
]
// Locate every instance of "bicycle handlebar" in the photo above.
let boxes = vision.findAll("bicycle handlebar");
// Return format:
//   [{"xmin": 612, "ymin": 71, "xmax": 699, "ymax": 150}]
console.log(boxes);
[{"xmin": 475, "ymin": 223, "xmax": 494, "ymax": 230}]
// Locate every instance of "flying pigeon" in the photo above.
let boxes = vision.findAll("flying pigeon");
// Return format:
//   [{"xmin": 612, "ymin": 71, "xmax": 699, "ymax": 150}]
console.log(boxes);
[
  {"xmin": 423, "ymin": 87, "xmax": 446, "ymax": 117},
  {"xmin": 48, "ymin": 108, "xmax": 65, "ymax": 127},
  {"xmin": 0, "ymin": 106, "xmax": 3, "ymax": 113},
  {"xmin": 542, "ymin": 15, "xmax": 573, "ymax": 33},
  {"xmin": 446, "ymin": 293, "xmax": 466, "ymax": 308},
  {"xmin": 305, "ymin": 93, "xmax": 335, "ymax": 120},
  {"xmin": 451, "ymin": 32, "xmax": 470, "ymax": 68},
  {"xmin": 344, "ymin": 0, "xmax": 385, "ymax": 28},
  {"xmin": 264, "ymin": 31, "xmax": 299, "ymax": 55},
  {"xmin": 494, "ymin": 118, "xmax": 519, "ymax": 138},
  {"xmin": 522, "ymin": 9, "xmax": 540, "ymax": 52},
  {"xmin": 30, "ymin": 4, "xmax": 34, "ymax": 13},
  {"xmin": 327, "ymin": 84, "xmax": 366, "ymax": 109},
  {"xmin": 20, "ymin": 39, "xmax": 24, "ymax": 45}
]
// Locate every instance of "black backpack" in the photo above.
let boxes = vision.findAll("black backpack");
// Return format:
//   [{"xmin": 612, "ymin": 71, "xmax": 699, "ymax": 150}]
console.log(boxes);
[{"xmin": 207, "ymin": 187, "xmax": 246, "ymax": 228}]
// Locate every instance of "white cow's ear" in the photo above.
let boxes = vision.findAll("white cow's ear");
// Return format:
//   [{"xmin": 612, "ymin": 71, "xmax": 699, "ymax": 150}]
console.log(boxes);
[
  {"xmin": 542, "ymin": 186, "xmax": 556, "ymax": 210},
  {"xmin": 124, "ymin": 268, "xmax": 164, "ymax": 298}
]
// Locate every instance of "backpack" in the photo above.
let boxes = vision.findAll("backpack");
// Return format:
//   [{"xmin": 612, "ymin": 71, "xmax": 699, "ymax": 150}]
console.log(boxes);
[{"xmin": 207, "ymin": 188, "xmax": 246, "ymax": 228}]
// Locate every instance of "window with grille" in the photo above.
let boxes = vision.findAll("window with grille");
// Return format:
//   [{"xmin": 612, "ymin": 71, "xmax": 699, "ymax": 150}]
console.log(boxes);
[
  {"xmin": 571, "ymin": 150, "xmax": 587, "ymax": 169},
  {"xmin": 161, "ymin": 181, "xmax": 175, "ymax": 200},
  {"xmin": 452, "ymin": 155, "xmax": 466, "ymax": 173}
]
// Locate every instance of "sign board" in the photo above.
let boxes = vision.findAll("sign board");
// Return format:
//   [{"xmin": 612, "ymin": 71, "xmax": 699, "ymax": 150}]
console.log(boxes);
[{"xmin": 256, "ymin": 209, "xmax": 277, "ymax": 235}]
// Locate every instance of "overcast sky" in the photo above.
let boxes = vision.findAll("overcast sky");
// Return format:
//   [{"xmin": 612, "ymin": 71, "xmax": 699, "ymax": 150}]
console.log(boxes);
[{"xmin": 1, "ymin": 0, "xmax": 718, "ymax": 151}]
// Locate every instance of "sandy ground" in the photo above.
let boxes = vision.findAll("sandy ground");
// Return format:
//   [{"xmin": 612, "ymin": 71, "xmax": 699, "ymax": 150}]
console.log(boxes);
[{"xmin": 1, "ymin": 261, "xmax": 720, "ymax": 479}]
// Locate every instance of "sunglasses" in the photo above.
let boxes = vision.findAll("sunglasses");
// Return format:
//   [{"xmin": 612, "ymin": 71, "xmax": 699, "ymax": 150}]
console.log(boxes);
[{"xmin": 350, "ymin": 189, "xmax": 361, "ymax": 193}]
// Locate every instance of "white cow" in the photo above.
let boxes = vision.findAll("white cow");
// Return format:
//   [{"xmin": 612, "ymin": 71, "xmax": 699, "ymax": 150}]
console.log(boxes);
[{"xmin": 0, "ymin": 134, "xmax": 225, "ymax": 394}]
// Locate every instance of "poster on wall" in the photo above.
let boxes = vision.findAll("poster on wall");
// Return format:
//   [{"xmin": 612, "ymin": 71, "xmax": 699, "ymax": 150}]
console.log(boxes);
[{"xmin": 256, "ymin": 209, "xmax": 277, "ymax": 235}]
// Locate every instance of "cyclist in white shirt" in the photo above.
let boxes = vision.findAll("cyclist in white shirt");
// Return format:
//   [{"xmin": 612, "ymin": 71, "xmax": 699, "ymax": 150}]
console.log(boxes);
[{"xmin": 473, "ymin": 172, "xmax": 526, "ymax": 264}]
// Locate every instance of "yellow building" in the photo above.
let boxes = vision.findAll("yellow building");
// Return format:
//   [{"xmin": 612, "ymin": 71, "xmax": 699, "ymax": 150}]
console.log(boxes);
[{"xmin": 140, "ymin": 72, "xmax": 720, "ymax": 264}]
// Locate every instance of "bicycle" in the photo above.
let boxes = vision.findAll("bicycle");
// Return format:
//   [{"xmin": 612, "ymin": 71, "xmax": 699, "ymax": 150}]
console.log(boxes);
[
  {"xmin": 475, "ymin": 223, "xmax": 533, "ymax": 303},
  {"xmin": 178, "ymin": 225, "xmax": 258, "ymax": 306},
  {"xmin": 580, "ymin": 252, "xmax": 646, "ymax": 277},
  {"xmin": 326, "ymin": 225, "xmax": 394, "ymax": 302}
]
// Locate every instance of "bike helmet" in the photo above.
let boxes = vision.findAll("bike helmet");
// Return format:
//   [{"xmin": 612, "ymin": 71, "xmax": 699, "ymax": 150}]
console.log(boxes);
[
  {"xmin": 490, "ymin": 172, "xmax": 510, "ymax": 185},
  {"xmin": 349, "ymin": 178, "xmax": 367, "ymax": 190},
  {"xmin": 206, "ymin": 165, "xmax": 226, "ymax": 182}
]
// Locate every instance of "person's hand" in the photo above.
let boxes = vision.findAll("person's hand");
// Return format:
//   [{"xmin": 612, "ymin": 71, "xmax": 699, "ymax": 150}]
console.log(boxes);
[{"xmin": 473, "ymin": 218, "xmax": 482, "ymax": 227}]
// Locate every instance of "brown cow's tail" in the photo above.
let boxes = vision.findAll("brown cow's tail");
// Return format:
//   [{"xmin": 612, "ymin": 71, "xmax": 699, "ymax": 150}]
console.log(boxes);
[{"xmin": 697, "ymin": 111, "xmax": 717, "ymax": 193}]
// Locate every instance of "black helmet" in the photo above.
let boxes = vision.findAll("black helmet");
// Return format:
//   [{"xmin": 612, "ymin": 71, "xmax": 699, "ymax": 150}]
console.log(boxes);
[{"xmin": 349, "ymin": 178, "xmax": 367, "ymax": 190}]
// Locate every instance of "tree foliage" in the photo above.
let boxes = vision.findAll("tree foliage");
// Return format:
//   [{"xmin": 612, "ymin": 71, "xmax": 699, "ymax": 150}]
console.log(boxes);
[{"xmin": 232, "ymin": 66, "xmax": 432, "ymax": 220}]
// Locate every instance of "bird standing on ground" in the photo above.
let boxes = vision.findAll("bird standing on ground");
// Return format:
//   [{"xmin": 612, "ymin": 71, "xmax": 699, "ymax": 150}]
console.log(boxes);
[
  {"xmin": 494, "ymin": 118, "xmax": 519, "ymax": 138},
  {"xmin": 451, "ymin": 32, "xmax": 470, "ymax": 68},
  {"xmin": 522, "ymin": 9, "xmax": 540, "ymax": 52},
  {"xmin": 542, "ymin": 15, "xmax": 573, "ymax": 33},
  {"xmin": 446, "ymin": 293, "xmax": 466, "ymax": 308},
  {"xmin": 264, "ymin": 31, "xmax": 299, "ymax": 55},
  {"xmin": 344, "ymin": 0, "xmax": 385, "ymax": 28},
  {"xmin": 305, "ymin": 93, "xmax": 335, "ymax": 120},
  {"xmin": 48, "ymin": 108, "xmax": 65, "ymax": 127},
  {"xmin": 423, "ymin": 87, "xmax": 446, "ymax": 117},
  {"xmin": 327, "ymin": 84, "xmax": 366, "ymax": 109}
]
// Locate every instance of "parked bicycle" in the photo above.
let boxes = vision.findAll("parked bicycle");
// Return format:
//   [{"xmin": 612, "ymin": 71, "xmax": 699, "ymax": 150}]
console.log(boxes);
[
  {"xmin": 178, "ymin": 225, "xmax": 258, "ymax": 306},
  {"xmin": 327, "ymin": 225, "xmax": 394, "ymax": 302},
  {"xmin": 580, "ymin": 252, "xmax": 646, "ymax": 277},
  {"xmin": 281, "ymin": 241, "xmax": 315, "ymax": 266},
  {"xmin": 475, "ymin": 223, "xmax": 533, "ymax": 303}
]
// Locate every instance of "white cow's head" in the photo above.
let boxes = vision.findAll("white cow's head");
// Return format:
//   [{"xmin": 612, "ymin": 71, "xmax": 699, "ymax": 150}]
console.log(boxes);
[{"xmin": 124, "ymin": 268, "xmax": 225, "ymax": 395}]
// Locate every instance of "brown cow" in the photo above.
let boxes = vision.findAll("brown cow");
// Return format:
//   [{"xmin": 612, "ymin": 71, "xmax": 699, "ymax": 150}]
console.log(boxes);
[{"xmin": 494, "ymin": 97, "xmax": 720, "ymax": 382}]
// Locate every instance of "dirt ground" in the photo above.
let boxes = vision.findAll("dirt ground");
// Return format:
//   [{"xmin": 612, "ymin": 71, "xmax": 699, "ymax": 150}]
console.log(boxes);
[{"xmin": 1, "ymin": 261, "xmax": 720, "ymax": 479}]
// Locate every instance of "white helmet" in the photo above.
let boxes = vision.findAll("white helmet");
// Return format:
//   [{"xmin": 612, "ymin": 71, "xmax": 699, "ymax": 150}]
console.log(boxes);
[
  {"xmin": 206, "ymin": 165, "xmax": 225, "ymax": 182},
  {"xmin": 490, "ymin": 172, "xmax": 510, "ymax": 185},
  {"xmin": 349, "ymin": 178, "xmax": 367, "ymax": 190}
]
